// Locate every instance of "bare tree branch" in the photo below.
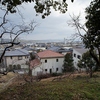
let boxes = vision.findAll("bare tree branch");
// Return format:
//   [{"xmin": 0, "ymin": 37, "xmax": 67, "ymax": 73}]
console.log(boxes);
[
  {"xmin": 68, "ymin": 13, "xmax": 100, "ymax": 70},
  {"xmin": 68, "ymin": 14, "xmax": 87, "ymax": 39},
  {"xmin": 0, "ymin": 8, "xmax": 37, "ymax": 65},
  {"xmin": 0, "ymin": 10, "xmax": 8, "ymax": 27}
]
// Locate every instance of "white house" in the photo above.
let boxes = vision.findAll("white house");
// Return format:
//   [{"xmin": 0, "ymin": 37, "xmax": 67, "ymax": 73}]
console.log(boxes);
[
  {"xmin": 30, "ymin": 58, "xmax": 41, "ymax": 76},
  {"xmin": 73, "ymin": 48, "xmax": 88, "ymax": 70},
  {"xmin": 4, "ymin": 49, "xmax": 30, "ymax": 70},
  {"xmin": 31, "ymin": 50, "xmax": 64, "ymax": 76}
]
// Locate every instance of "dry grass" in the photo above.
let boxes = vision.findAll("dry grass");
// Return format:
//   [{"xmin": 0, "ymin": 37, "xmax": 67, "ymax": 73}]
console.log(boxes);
[
  {"xmin": 0, "ymin": 72, "xmax": 16, "ymax": 81},
  {"xmin": 0, "ymin": 72, "xmax": 17, "ymax": 92},
  {"xmin": 41, "ymin": 72, "xmax": 89, "ymax": 82},
  {"xmin": 0, "ymin": 72, "xmax": 100, "ymax": 100}
]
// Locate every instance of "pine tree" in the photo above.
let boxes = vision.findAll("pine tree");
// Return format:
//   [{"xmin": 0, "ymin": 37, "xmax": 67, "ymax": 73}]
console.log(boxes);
[
  {"xmin": 77, "ymin": 51, "xmax": 96, "ymax": 78},
  {"xmin": 63, "ymin": 53, "xmax": 74, "ymax": 72},
  {"xmin": 83, "ymin": 0, "xmax": 100, "ymax": 69}
]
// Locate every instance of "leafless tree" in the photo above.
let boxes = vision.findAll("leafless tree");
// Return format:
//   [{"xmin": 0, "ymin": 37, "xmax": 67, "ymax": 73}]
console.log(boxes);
[
  {"xmin": 68, "ymin": 14, "xmax": 87, "ymax": 39},
  {"xmin": 0, "ymin": 8, "xmax": 37, "ymax": 67},
  {"xmin": 68, "ymin": 14, "xmax": 100, "ymax": 70}
]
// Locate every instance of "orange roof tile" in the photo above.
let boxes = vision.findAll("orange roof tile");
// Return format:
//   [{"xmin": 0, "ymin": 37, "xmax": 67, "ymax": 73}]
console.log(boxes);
[
  {"xmin": 37, "ymin": 50, "xmax": 64, "ymax": 58},
  {"xmin": 30, "ymin": 59, "xmax": 41, "ymax": 69}
]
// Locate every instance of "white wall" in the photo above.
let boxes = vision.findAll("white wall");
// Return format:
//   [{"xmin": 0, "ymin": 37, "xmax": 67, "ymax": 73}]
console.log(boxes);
[
  {"xmin": 5, "ymin": 56, "xmax": 29, "ymax": 68},
  {"xmin": 32, "ymin": 57, "xmax": 64, "ymax": 76},
  {"xmin": 62, "ymin": 52, "xmax": 67, "ymax": 55},
  {"xmin": 32, "ymin": 66, "xmax": 42, "ymax": 76},
  {"xmin": 21, "ymin": 64, "xmax": 29, "ymax": 69},
  {"xmin": 73, "ymin": 49, "xmax": 82, "ymax": 69},
  {"xmin": 41, "ymin": 58, "xmax": 64, "ymax": 73}
]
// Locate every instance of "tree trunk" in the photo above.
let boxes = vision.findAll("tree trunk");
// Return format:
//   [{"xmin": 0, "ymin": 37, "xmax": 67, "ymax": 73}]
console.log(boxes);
[
  {"xmin": 89, "ymin": 67, "xmax": 93, "ymax": 78},
  {"xmin": 89, "ymin": 49, "xmax": 100, "ymax": 71},
  {"xmin": 29, "ymin": 69, "xmax": 32, "ymax": 76}
]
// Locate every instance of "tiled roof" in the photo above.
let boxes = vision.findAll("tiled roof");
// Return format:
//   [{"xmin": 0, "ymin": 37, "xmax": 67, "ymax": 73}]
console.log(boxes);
[
  {"xmin": 48, "ymin": 46, "xmax": 71, "ymax": 53},
  {"xmin": 48, "ymin": 46, "xmax": 60, "ymax": 52},
  {"xmin": 74, "ymin": 49, "xmax": 88, "ymax": 54},
  {"xmin": 4, "ymin": 49, "xmax": 29, "ymax": 57},
  {"xmin": 30, "ymin": 59, "xmax": 41, "ymax": 69},
  {"xmin": 37, "ymin": 50, "xmax": 64, "ymax": 58}
]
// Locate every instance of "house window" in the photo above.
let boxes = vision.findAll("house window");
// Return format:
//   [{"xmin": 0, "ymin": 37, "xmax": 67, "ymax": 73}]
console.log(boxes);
[
  {"xmin": 50, "ymin": 69, "xmax": 52, "ymax": 74},
  {"xmin": 56, "ymin": 59, "xmax": 58, "ymax": 62},
  {"xmin": 74, "ymin": 53, "xmax": 76, "ymax": 57},
  {"xmin": 27, "ymin": 56, "xmax": 29, "ymax": 58},
  {"xmin": 45, "ymin": 60, "xmax": 47, "ymax": 63},
  {"xmin": 56, "ymin": 68, "xmax": 58, "ymax": 71},
  {"xmin": 18, "ymin": 56, "xmax": 22, "ymax": 60},
  {"xmin": 10, "ymin": 56, "xmax": 12, "ymax": 59},
  {"xmin": 77, "ymin": 55, "xmax": 81, "ymax": 59},
  {"xmin": 25, "ymin": 56, "xmax": 28, "ymax": 58},
  {"xmin": 45, "ymin": 69, "xmax": 47, "ymax": 71}
]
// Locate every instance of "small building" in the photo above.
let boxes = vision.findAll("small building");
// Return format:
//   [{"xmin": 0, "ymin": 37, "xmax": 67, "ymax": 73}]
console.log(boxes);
[
  {"xmin": 73, "ymin": 48, "xmax": 88, "ymax": 69},
  {"xmin": 4, "ymin": 49, "xmax": 30, "ymax": 70},
  {"xmin": 31, "ymin": 50, "xmax": 64, "ymax": 76},
  {"xmin": 30, "ymin": 58, "xmax": 41, "ymax": 76}
]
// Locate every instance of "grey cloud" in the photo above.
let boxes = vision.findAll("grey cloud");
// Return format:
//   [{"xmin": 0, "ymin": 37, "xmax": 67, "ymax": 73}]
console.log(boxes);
[{"xmin": 0, "ymin": 0, "xmax": 92, "ymax": 40}]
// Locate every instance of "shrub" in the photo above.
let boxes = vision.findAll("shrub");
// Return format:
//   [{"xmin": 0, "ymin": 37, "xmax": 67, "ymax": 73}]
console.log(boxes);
[
  {"xmin": 8, "ymin": 65, "xmax": 13, "ymax": 71},
  {"xmin": 51, "ymin": 73, "xmax": 63, "ymax": 77},
  {"xmin": 37, "ymin": 73, "xmax": 51, "ymax": 80},
  {"xmin": 13, "ymin": 65, "xmax": 17, "ymax": 70},
  {"xmin": 17, "ymin": 64, "xmax": 21, "ymax": 69}
]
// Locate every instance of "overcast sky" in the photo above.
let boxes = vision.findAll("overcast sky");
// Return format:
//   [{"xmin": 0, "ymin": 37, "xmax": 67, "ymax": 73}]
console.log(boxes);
[{"xmin": 4, "ymin": 0, "xmax": 92, "ymax": 40}]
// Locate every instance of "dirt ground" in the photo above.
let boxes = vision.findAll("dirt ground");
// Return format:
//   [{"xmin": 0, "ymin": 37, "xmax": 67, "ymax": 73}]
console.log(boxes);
[
  {"xmin": 0, "ymin": 71, "xmax": 98, "ymax": 92},
  {"xmin": 0, "ymin": 72, "xmax": 18, "ymax": 92}
]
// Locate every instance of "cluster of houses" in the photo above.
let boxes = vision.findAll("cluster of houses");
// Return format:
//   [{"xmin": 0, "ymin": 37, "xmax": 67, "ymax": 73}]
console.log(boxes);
[{"xmin": 0, "ymin": 42, "xmax": 88, "ymax": 76}]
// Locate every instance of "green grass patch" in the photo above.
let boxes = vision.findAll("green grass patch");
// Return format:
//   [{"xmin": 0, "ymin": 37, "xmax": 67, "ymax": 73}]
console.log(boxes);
[{"xmin": 0, "ymin": 73, "xmax": 100, "ymax": 100}]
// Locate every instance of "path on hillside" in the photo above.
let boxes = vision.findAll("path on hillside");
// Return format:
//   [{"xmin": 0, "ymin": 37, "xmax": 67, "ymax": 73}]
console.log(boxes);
[
  {"xmin": 41, "ymin": 72, "xmax": 83, "ymax": 82},
  {"xmin": 0, "ymin": 73, "xmax": 18, "ymax": 92}
]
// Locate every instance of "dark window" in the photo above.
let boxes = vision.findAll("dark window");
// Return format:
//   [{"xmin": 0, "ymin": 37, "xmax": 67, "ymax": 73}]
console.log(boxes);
[
  {"xmin": 56, "ymin": 68, "xmax": 58, "ymax": 71},
  {"xmin": 25, "ymin": 56, "xmax": 27, "ymax": 58},
  {"xmin": 45, "ymin": 60, "xmax": 47, "ymax": 63},
  {"xmin": 50, "ymin": 69, "xmax": 52, "ymax": 74},
  {"xmin": 45, "ymin": 69, "xmax": 47, "ymax": 71},
  {"xmin": 77, "ymin": 55, "xmax": 81, "ymax": 59},
  {"xmin": 25, "ymin": 56, "xmax": 28, "ymax": 58},
  {"xmin": 74, "ymin": 53, "xmax": 76, "ymax": 57},
  {"xmin": 56, "ymin": 59, "xmax": 58, "ymax": 62},
  {"xmin": 10, "ymin": 56, "xmax": 12, "ymax": 59}
]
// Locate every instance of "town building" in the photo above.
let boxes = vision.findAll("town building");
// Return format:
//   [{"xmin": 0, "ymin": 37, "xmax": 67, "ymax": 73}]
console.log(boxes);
[
  {"xmin": 31, "ymin": 50, "xmax": 64, "ymax": 76},
  {"xmin": 73, "ymin": 48, "xmax": 88, "ymax": 69}
]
